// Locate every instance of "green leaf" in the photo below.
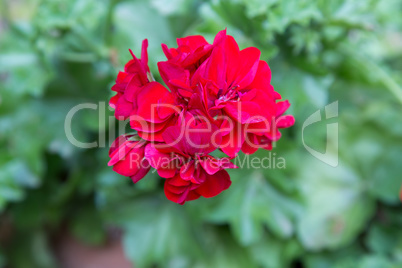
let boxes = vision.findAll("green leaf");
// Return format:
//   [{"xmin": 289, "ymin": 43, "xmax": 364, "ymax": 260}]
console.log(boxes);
[
  {"xmin": 358, "ymin": 255, "xmax": 395, "ymax": 268},
  {"xmin": 112, "ymin": 1, "xmax": 174, "ymax": 66},
  {"xmin": 368, "ymin": 145, "xmax": 402, "ymax": 204},
  {"xmin": 366, "ymin": 208, "xmax": 402, "ymax": 263},
  {"xmin": 110, "ymin": 196, "xmax": 200, "ymax": 267},
  {"xmin": 297, "ymin": 158, "xmax": 376, "ymax": 250},
  {"xmin": 204, "ymin": 170, "xmax": 302, "ymax": 245},
  {"xmin": 239, "ymin": 0, "xmax": 278, "ymax": 18},
  {"xmin": 150, "ymin": 0, "xmax": 191, "ymax": 16},
  {"xmin": 302, "ymin": 75, "xmax": 333, "ymax": 108},
  {"xmin": 248, "ymin": 234, "xmax": 303, "ymax": 268},
  {"xmin": 194, "ymin": 226, "xmax": 257, "ymax": 268},
  {"xmin": 0, "ymin": 251, "xmax": 5, "ymax": 268},
  {"xmin": 70, "ymin": 205, "xmax": 106, "ymax": 246}
]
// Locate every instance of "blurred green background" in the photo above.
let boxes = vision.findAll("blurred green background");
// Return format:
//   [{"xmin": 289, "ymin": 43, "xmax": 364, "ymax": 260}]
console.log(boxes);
[{"xmin": 1, "ymin": 0, "xmax": 402, "ymax": 267}]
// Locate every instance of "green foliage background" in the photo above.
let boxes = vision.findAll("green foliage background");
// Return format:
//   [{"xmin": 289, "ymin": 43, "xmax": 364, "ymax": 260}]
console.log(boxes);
[{"xmin": 1, "ymin": 0, "xmax": 402, "ymax": 267}]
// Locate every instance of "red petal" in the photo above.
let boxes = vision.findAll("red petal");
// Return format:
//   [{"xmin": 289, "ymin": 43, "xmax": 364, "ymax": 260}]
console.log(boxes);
[
  {"xmin": 177, "ymin": 35, "xmax": 208, "ymax": 50},
  {"xmin": 196, "ymin": 170, "xmax": 231, "ymax": 198},
  {"xmin": 131, "ymin": 117, "xmax": 173, "ymax": 133},
  {"xmin": 164, "ymin": 176, "xmax": 193, "ymax": 204},
  {"xmin": 109, "ymin": 93, "xmax": 121, "ymax": 109},
  {"xmin": 141, "ymin": 39, "xmax": 149, "ymax": 70},
  {"xmin": 112, "ymin": 149, "xmax": 144, "ymax": 177},
  {"xmin": 241, "ymin": 134, "xmax": 259, "ymax": 155},
  {"xmin": 157, "ymin": 61, "xmax": 188, "ymax": 92},
  {"xmin": 123, "ymin": 73, "xmax": 142, "ymax": 102},
  {"xmin": 251, "ymin": 89, "xmax": 276, "ymax": 119},
  {"xmin": 130, "ymin": 159, "xmax": 151, "ymax": 183},
  {"xmin": 161, "ymin": 43, "xmax": 173, "ymax": 59},
  {"xmin": 180, "ymin": 160, "xmax": 195, "ymax": 180},
  {"xmin": 135, "ymin": 116, "xmax": 178, "ymax": 143},
  {"xmin": 137, "ymin": 130, "xmax": 165, "ymax": 142},
  {"xmin": 246, "ymin": 60, "xmax": 272, "ymax": 92},
  {"xmin": 276, "ymin": 115, "xmax": 295, "ymax": 128},
  {"xmin": 108, "ymin": 139, "xmax": 138, "ymax": 166},
  {"xmin": 224, "ymin": 36, "xmax": 240, "ymax": 85},
  {"xmin": 166, "ymin": 184, "xmax": 189, "ymax": 195},
  {"xmin": 262, "ymin": 143, "xmax": 273, "ymax": 151},
  {"xmin": 240, "ymin": 88, "xmax": 257, "ymax": 101},
  {"xmin": 220, "ymin": 122, "xmax": 245, "ymax": 157},
  {"xmin": 181, "ymin": 44, "xmax": 213, "ymax": 67},
  {"xmin": 204, "ymin": 41, "xmax": 227, "ymax": 89},
  {"xmin": 116, "ymin": 71, "xmax": 130, "ymax": 84},
  {"xmin": 144, "ymin": 143, "xmax": 172, "ymax": 169},
  {"xmin": 274, "ymin": 91, "xmax": 281, "ymax": 100},
  {"xmin": 185, "ymin": 190, "xmax": 201, "ymax": 202},
  {"xmin": 112, "ymin": 72, "xmax": 132, "ymax": 93},
  {"xmin": 218, "ymin": 158, "xmax": 238, "ymax": 169},
  {"xmin": 213, "ymin": 29, "xmax": 227, "ymax": 45},
  {"xmin": 163, "ymin": 120, "xmax": 220, "ymax": 156},
  {"xmin": 162, "ymin": 126, "xmax": 187, "ymax": 154},
  {"xmin": 266, "ymin": 130, "xmax": 282, "ymax": 142},
  {"xmin": 199, "ymin": 158, "xmax": 221, "ymax": 175},
  {"xmin": 125, "ymin": 58, "xmax": 147, "ymax": 84},
  {"xmin": 109, "ymin": 134, "xmax": 129, "ymax": 156},
  {"xmin": 276, "ymin": 100, "xmax": 291, "ymax": 117},
  {"xmin": 157, "ymin": 166, "xmax": 177, "ymax": 178},
  {"xmin": 164, "ymin": 185, "xmax": 182, "ymax": 204},
  {"xmin": 136, "ymin": 82, "xmax": 172, "ymax": 123},
  {"xmin": 115, "ymin": 97, "xmax": 133, "ymax": 119},
  {"xmin": 224, "ymin": 101, "xmax": 261, "ymax": 124},
  {"xmin": 169, "ymin": 174, "xmax": 191, "ymax": 187},
  {"xmin": 157, "ymin": 93, "xmax": 177, "ymax": 119},
  {"xmin": 234, "ymin": 47, "xmax": 260, "ymax": 88}
]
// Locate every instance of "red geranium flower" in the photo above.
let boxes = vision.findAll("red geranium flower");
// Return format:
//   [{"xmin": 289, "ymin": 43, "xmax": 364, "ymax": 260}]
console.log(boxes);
[
  {"xmin": 160, "ymin": 35, "xmax": 213, "ymax": 74},
  {"xmin": 110, "ymin": 39, "xmax": 151, "ymax": 119},
  {"xmin": 145, "ymin": 114, "xmax": 236, "ymax": 204},
  {"xmin": 130, "ymin": 81, "xmax": 179, "ymax": 142},
  {"xmin": 108, "ymin": 29, "xmax": 294, "ymax": 204},
  {"xmin": 157, "ymin": 36, "xmax": 213, "ymax": 102},
  {"xmin": 108, "ymin": 134, "xmax": 150, "ymax": 183},
  {"xmin": 193, "ymin": 30, "xmax": 294, "ymax": 157},
  {"xmin": 110, "ymin": 40, "xmax": 180, "ymax": 142}
]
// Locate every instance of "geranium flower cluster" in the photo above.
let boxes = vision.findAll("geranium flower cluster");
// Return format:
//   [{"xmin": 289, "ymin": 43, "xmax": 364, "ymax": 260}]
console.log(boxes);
[{"xmin": 108, "ymin": 30, "xmax": 294, "ymax": 204}]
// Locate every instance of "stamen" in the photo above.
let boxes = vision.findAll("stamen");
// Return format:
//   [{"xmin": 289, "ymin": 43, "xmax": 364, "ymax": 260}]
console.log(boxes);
[{"xmin": 217, "ymin": 88, "xmax": 223, "ymax": 97}]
